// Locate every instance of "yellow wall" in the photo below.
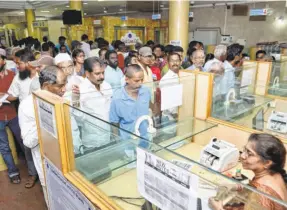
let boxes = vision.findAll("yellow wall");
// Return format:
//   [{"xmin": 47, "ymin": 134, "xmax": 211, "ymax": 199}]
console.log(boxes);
[
  {"xmin": 3, "ymin": 23, "xmax": 26, "ymax": 40},
  {"xmin": 68, "ymin": 17, "xmax": 168, "ymax": 45},
  {"xmin": 47, "ymin": 20, "xmax": 67, "ymax": 44}
]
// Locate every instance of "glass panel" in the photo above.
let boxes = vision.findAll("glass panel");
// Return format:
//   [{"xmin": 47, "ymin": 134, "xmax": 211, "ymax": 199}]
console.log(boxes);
[
  {"xmin": 63, "ymin": 103, "xmax": 287, "ymax": 209},
  {"xmin": 267, "ymin": 60, "xmax": 287, "ymax": 97},
  {"xmin": 73, "ymin": 74, "xmax": 216, "ymax": 150}
]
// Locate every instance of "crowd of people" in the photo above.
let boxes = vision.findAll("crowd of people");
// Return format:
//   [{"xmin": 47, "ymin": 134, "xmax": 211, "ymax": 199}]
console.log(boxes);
[{"xmin": 0, "ymin": 34, "xmax": 286, "ymax": 209}]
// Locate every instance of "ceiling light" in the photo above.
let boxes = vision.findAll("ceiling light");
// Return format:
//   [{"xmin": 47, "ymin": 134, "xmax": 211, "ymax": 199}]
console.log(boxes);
[
  {"xmin": 20, "ymin": 11, "xmax": 24, "ymax": 14},
  {"xmin": 66, "ymin": 5, "xmax": 70, "ymax": 8},
  {"xmin": 84, "ymin": 13, "xmax": 87, "ymax": 15},
  {"xmin": 119, "ymin": 8, "xmax": 123, "ymax": 12},
  {"xmin": 41, "ymin": 10, "xmax": 50, "ymax": 13},
  {"xmin": 104, "ymin": 10, "xmax": 107, "ymax": 13},
  {"xmin": 54, "ymin": 8, "xmax": 58, "ymax": 10},
  {"xmin": 160, "ymin": 4, "xmax": 164, "ymax": 8},
  {"xmin": 83, "ymin": 2, "xmax": 88, "ymax": 5}
]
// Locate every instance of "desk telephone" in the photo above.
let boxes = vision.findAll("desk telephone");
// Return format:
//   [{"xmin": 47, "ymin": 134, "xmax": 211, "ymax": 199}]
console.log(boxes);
[
  {"xmin": 267, "ymin": 111, "xmax": 287, "ymax": 134},
  {"xmin": 200, "ymin": 138, "xmax": 239, "ymax": 172}
]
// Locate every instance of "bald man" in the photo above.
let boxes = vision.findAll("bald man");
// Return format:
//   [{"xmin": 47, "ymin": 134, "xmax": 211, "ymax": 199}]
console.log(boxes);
[{"xmin": 110, "ymin": 64, "xmax": 151, "ymax": 147}]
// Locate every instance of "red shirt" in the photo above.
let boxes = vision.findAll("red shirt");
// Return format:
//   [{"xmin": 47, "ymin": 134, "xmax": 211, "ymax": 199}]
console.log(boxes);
[
  {"xmin": 0, "ymin": 70, "xmax": 16, "ymax": 121},
  {"xmin": 117, "ymin": 53, "xmax": 125, "ymax": 73},
  {"xmin": 151, "ymin": 66, "xmax": 161, "ymax": 81}
]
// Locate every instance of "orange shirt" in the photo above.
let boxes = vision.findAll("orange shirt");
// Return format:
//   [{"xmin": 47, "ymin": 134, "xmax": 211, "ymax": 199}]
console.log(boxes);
[{"xmin": 117, "ymin": 52, "xmax": 125, "ymax": 73}]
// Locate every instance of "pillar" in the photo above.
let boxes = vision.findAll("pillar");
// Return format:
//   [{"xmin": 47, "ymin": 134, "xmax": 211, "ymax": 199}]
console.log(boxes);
[
  {"xmin": 168, "ymin": 0, "xmax": 189, "ymax": 55},
  {"xmin": 25, "ymin": 9, "xmax": 35, "ymax": 37},
  {"xmin": 70, "ymin": 0, "xmax": 82, "ymax": 10},
  {"xmin": 69, "ymin": 0, "xmax": 83, "ymax": 44}
]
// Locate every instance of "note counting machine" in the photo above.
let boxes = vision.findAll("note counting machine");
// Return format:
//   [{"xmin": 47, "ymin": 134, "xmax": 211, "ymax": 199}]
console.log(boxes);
[
  {"xmin": 267, "ymin": 111, "xmax": 287, "ymax": 134},
  {"xmin": 200, "ymin": 138, "xmax": 239, "ymax": 172}
]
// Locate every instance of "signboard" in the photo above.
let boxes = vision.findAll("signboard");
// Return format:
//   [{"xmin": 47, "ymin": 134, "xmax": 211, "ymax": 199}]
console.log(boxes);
[
  {"xmin": 33, "ymin": 21, "xmax": 48, "ymax": 28},
  {"xmin": 152, "ymin": 14, "xmax": 161, "ymax": 20},
  {"xmin": 137, "ymin": 147, "xmax": 199, "ymax": 210},
  {"xmin": 170, "ymin": 40, "xmax": 181, "ymax": 46},
  {"xmin": 121, "ymin": 16, "xmax": 128, "ymax": 21},
  {"xmin": 189, "ymin": 12, "xmax": 194, "ymax": 18},
  {"xmin": 221, "ymin": 35, "xmax": 233, "ymax": 44},
  {"xmin": 250, "ymin": 8, "xmax": 267, "ymax": 16},
  {"xmin": 93, "ymin": 20, "xmax": 101, "ymax": 25},
  {"xmin": 120, "ymin": 31, "xmax": 141, "ymax": 46},
  {"xmin": 44, "ymin": 158, "xmax": 96, "ymax": 210},
  {"xmin": 36, "ymin": 98, "xmax": 58, "ymax": 138}
]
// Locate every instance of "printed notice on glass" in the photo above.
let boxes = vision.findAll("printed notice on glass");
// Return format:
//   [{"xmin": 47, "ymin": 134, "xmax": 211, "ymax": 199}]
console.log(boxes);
[
  {"xmin": 137, "ymin": 147, "xmax": 198, "ymax": 210},
  {"xmin": 44, "ymin": 158, "xmax": 96, "ymax": 210},
  {"xmin": 36, "ymin": 98, "xmax": 57, "ymax": 138},
  {"xmin": 161, "ymin": 84, "xmax": 183, "ymax": 111}
]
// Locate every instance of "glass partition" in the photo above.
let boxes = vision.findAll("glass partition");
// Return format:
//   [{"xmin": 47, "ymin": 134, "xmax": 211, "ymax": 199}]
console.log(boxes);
[
  {"xmin": 63, "ymin": 104, "xmax": 287, "ymax": 210},
  {"xmin": 72, "ymin": 74, "xmax": 218, "ymax": 150},
  {"xmin": 267, "ymin": 59, "xmax": 287, "ymax": 97}
]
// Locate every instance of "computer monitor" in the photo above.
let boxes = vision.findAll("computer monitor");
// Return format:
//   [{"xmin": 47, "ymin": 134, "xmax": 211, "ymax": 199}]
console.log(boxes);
[{"xmin": 252, "ymin": 108, "xmax": 264, "ymax": 131}]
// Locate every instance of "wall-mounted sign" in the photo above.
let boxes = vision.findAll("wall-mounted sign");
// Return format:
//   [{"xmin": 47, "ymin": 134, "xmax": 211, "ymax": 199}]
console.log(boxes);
[
  {"xmin": 121, "ymin": 16, "xmax": 128, "ymax": 21},
  {"xmin": 152, "ymin": 14, "xmax": 161, "ymax": 20},
  {"xmin": 189, "ymin": 12, "xmax": 194, "ymax": 18},
  {"xmin": 170, "ymin": 40, "xmax": 181, "ymax": 46},
  {"xmin": 250, "ymin": 9, "xmax": 267, "ymax": 16},
  {"xmin": 33, "ymin": 21, "xmax": 48, "ymax": 28},
  {"xmin": 221, "ymin": 35, "xmax": 233, "ymax": 44},
  {"xmin": 121, "ymin": 31, "xmax": 141, "ymax": 46},
  {"xmin": 93, "ymin": 20, "xmax": 101, "ymax": 25}
]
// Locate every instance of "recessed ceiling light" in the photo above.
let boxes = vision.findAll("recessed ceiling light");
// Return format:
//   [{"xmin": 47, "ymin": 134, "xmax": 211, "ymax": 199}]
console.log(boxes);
[
  {"xmin": 119, "ymin": 8, "xmax": 123, "ymax": 12},
  {"xmin": 66, "ymin": 5, "xmax": 70, "ymax": 8},
  {"xmin": 83, "ymin": 2, "xmax": 88, "ymax": 5},
  {"xmin": 20, "ymin": 11, "xmax": 24, "ymax": 14},
  {"xmin": 84, "ymin": 13, "xmax": 87, "ymax": 15},
  {"xmin": 41, "ymin": 10, "xmax": 50, "ymax": 13},
  {"xmin": 104, "ymin": 10, "xmax": 107, "ymax": 13},
  {"xmin": 160, "ymin": 4, "xmax": 164, "ymax": 8},
  {"xmin": 54, "ymin": 8, "xmax": 58, "ymax": 10}
]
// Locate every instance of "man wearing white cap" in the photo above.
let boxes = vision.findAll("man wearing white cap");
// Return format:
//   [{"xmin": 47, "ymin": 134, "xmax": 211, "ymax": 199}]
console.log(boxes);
[{"xmin": 54, "ymin": 53, "xmax": 84, "ymax": 103}]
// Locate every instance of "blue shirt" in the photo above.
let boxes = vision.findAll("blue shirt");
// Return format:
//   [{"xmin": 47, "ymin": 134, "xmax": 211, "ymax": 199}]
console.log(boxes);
[
  {"xmin": 105, "ymin": 65, "xmax": 124, "ymax": 89},
  {"xmin": 109, "ymin": 85, "xmax": 151, "ymax": 140}
]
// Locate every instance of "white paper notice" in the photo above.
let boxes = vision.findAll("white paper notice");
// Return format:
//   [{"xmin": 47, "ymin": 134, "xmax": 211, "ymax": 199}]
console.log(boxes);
[
  {"xmin": 0, "ymin": 94, "xmax": 10, "ymax": 104},
  {"xmin": 36, "ymin": 98, "xmax": 58, "ymax": 138},
  {"xmin": 44, "ymin": 158, "xmax": 96, "ymax": 210},
  {"xmin": 137, "ymin": 147, "xmax": 198, "ymax": 210},
  {"xmin": 161, "ymin": 84, "xmax": 183, "ymax": 111},
  {"xmin": 241, "ymin": 69, "xmax": 254, "ymax": 88}
]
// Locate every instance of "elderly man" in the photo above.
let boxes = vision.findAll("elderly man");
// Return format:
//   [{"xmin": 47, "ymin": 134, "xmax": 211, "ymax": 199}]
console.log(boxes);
[
  {"xmin": 19, "ymin": 66, "xmax": 67, "ymax": 206},
  {"xmin": 79, "ymin": 57, "xmax": 113, "ymax": 149},
  {"xmin": 186, "ymin": 49, "xmax": 205, "ymax": 71},
  {"xmin": 204, "ymin": 45, "xmax": 227, "ymax": 72},
  {"xmin": 54, "ymin": 53, "xmax": 84, "ymax": 104}
]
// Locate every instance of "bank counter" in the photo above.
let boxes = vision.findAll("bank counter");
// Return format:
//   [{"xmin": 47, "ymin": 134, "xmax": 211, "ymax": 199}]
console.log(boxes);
[
  {"xmin": 209, "ymin": 59, "xmax": 287, "ymax": 141},
  {"xmin": 32, "ymin": 70, "xmax": 287, "ymax": 210}
]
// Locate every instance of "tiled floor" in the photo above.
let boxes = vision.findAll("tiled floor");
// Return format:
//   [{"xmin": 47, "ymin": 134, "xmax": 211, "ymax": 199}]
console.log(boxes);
[{"xmin": 0, "ymin": 159, "xmax": 47, "ymax": 210}]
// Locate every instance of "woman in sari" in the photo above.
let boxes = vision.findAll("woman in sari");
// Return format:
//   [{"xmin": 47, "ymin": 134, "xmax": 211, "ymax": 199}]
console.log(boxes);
[{"xmin": 209, "ymin": 133, "xmax": 287, "ymax": 210}]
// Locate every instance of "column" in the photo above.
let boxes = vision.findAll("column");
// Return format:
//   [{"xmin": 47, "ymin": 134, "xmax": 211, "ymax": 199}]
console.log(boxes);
[
  {"xmin": 25, "ymin": 9, "xmax": 35, "ymax": 37},
  {"xmin": 168, "ymin": 0, "xmax": 189, "ymax": 55},
  {"xmin": 69, "ymin": 0, "xmax": 82, "ymax": 10}
]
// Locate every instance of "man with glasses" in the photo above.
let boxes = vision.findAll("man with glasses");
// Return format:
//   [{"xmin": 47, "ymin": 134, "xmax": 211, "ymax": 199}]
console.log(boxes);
[
  {"xmin": 186, "ymin": 49, "xmax": 205, "ymax": 71},
  {"xmin": 104, "ymin": 50, "xmax": 124, "ymax": 89},
  {"xmin": 19, "ymin": 66, "xmax": 67, "ymax": 206}
]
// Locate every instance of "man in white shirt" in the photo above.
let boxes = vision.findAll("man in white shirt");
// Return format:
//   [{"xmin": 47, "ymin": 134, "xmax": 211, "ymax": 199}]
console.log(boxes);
[
  {"xmin": 204, "ymin": 45, "xmax": 227, "ymax": 72},
  {"xmin": 54, "ymin": 53, "xmax": 84, "ymax": 105},
  {"xmin": 159, "ymin": 52, "xmax": 182, "ymax": 119},
  {"xmin": 79, "ymin": 57, "xmax": 113, "ymax": 149},
  {"xmin": 7, "ymin": 48, "xmax": 39, "ymax": 188},
  {"xmin": 18, "ymin": 66, "xmax": 67, "ymax": 206},
  {"xmin": 80, "ymin": 34, "xmax": 91, "ymax": 59},
  {"xmin": 222, "ymin": 43, "xmax": 244, "ymax": 95},
  {"xmin": 104, "ymin": 50, "xmax": 124, "ymax": 89}
]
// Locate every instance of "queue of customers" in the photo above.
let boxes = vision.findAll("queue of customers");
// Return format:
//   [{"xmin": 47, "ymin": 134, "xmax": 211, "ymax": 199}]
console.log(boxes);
[{"xmin": 0, "ymin": 35, "xmax": 286, "ymax": 209}]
